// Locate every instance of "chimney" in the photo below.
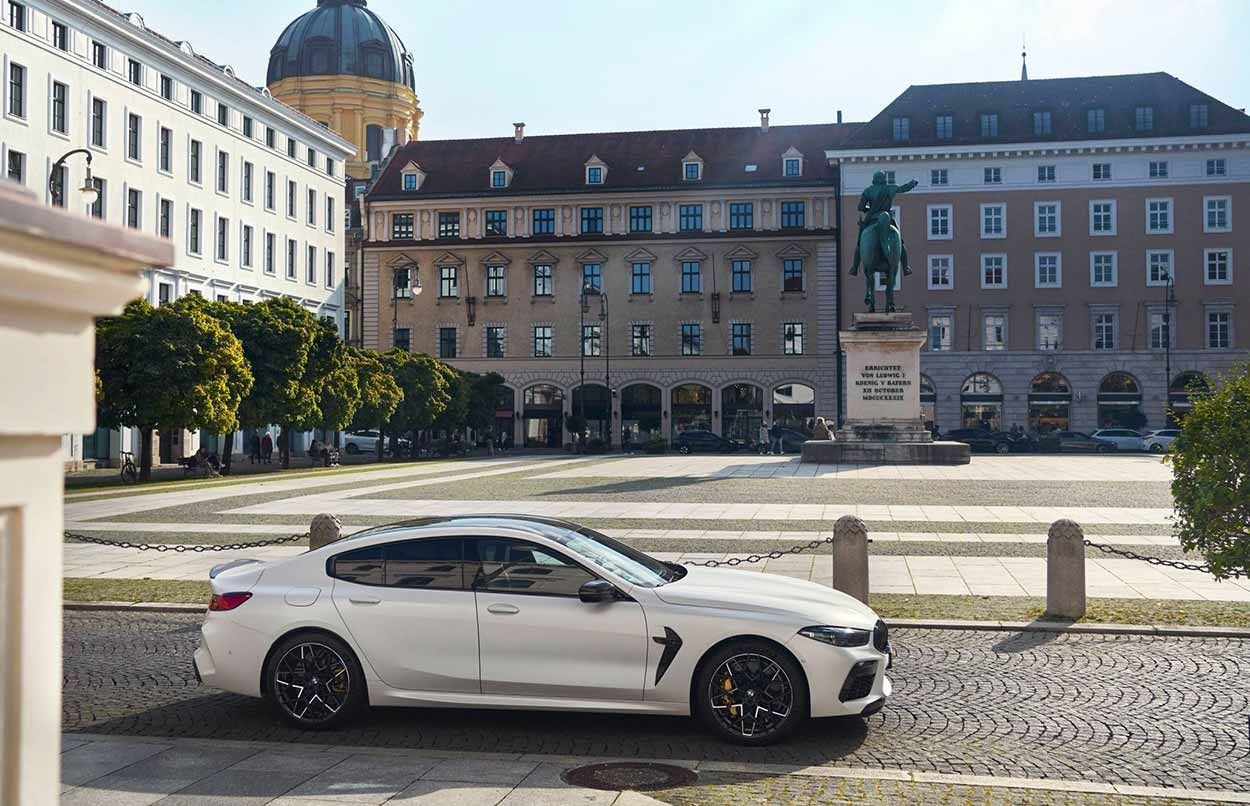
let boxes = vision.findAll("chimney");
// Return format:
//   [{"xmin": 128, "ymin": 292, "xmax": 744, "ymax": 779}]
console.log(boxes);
[
  {"xmin": 758, "ymin": 108, "xmax": 771, "ymax": 133},
  {"xmin": 837, "ymin": 110, "xmax": 843, "ymax": 124},
  {"xmin": 513, "ymin": 122, "xmax": 525, "ymax": 143}
]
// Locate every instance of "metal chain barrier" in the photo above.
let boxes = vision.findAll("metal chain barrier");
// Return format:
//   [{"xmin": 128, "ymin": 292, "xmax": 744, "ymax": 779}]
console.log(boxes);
[
  {"xmin": 1084, "ymin": 539, "xmax": 1247, "ymax": 579},
  {"xmin": 64, "ymin": 531, "xmax": 309, "ymax": 553},
  {"xmin": 685, "ymin": 535, "xmax": 841, "ymax": 567}
]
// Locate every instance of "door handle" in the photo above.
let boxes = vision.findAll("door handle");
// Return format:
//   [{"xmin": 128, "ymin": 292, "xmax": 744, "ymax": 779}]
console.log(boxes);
[
  {"xmin": 349, "ymin": 596, "xmax": 381, "ymax": 605},
  {"xmin": 487, "ymin": 603, "xmax": 519, "ymax": 615}
]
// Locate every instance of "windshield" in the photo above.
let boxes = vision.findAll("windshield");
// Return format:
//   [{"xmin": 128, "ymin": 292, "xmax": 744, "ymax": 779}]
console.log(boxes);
[{"xmin": 547, "ymin": 526, "xmax": 677, "ymax": 587}]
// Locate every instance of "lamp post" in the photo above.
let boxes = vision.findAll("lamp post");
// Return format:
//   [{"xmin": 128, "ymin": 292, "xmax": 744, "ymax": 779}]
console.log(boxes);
[
  {"xmin": 48, "ymin": 148, "xmax": 99, "ymax": 209},
  {"xmin": 1161, "ymin": 268, "xmax": 1176, "ymax": 423}
]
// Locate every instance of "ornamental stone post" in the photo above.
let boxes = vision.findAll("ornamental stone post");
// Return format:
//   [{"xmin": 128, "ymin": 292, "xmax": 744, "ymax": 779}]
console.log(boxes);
[
  {"xmin": 1047, "ymin": 519, "xmax": 1087, "ymax": 620},
  {"xmin": 832, "ymin": 515, "xmax": 870, "ymax": 603},
  {"xmin": 309, "ymin": 513, "xmax": 343, "ymax": 550}
]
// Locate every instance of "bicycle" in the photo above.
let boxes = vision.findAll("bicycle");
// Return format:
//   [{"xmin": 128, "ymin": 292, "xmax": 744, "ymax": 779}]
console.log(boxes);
[{"xmin": 119, "ymin": 451, "xmax": 139, "ymax": 484}]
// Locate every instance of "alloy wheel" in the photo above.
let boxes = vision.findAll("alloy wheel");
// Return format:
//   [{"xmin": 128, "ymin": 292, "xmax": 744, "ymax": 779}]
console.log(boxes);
[
  {"xmin": 272, "ymin": 642, "xmax": 351, "ymax": 725},
  {"xmin": 707, "ymin": 653, "xmax": 794, "ymax": 739}
]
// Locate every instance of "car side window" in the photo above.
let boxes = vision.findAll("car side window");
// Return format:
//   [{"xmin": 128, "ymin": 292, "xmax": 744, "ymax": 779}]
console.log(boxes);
[
  {"xmin": 468, "ymin": 538, "xmax": 596, "ymax": 597},
  {"xmin": 329, "ymin": 545, "xmax": 384, "ymax": 585},
  {"xmin": 385, "ymin": 538, "xmax": 463, "ymax": 590}
]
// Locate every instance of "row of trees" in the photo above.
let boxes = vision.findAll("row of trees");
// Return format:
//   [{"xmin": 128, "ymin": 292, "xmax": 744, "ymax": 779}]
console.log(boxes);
[{"xmin": 95, "ymin": 296, "xmax": 503, "ymax": 481}]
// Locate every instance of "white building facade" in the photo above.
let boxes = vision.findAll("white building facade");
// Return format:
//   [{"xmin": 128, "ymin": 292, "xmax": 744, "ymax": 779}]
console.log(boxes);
[{"xmin": 1, "ymin": 0, "xmax": 354, "ymax": 466}]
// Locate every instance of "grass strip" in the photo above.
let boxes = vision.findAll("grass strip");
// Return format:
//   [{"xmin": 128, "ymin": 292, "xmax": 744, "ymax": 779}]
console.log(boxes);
[{"xmin": 65, "ymin": 578, "xmax": 211, "ymax": 604}]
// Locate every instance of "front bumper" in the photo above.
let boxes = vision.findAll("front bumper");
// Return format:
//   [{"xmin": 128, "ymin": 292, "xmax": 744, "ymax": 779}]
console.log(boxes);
[{"xmin": 787, "ymin": 634, "xmax": 892, "ymax": 718}]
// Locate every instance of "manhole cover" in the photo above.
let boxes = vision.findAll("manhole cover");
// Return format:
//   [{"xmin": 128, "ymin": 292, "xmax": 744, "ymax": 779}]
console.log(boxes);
[{"xmin": 562, "ymin": 762, "xmax": 697, "ymax": 792}]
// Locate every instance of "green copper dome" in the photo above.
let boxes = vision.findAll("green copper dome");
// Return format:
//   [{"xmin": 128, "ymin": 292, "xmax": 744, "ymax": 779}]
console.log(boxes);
[{"xmin": 267, "ymin": 0, "xmax": 415, "ymax": 90}]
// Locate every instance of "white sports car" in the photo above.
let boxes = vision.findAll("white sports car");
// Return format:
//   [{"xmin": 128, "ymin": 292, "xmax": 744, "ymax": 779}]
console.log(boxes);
[{"xmin": 194, "ymin": 516, "xmax": 891, "ymax": 745}]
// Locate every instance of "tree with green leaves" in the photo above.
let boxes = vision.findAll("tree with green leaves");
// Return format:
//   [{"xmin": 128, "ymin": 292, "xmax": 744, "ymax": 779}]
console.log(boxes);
[
  {"xmin": 1169, "ymin": 364, "xmax": 1250, "ymax": 579},
  {"xmin": 467, "ymin": 372, "xmax": 506, "ymax": 455},
  {"xmin": 296, "ymin": 316, "xmax": 361, "ymax": 449},
  {"xmin": 96, "ymin": 299, "xmax": 252, "ymax": 482},
  {"xmin": 384, "ymin": 350, "xmax": 450, "ymax": 457},
  {"xmin": 347, "ymin": 348, "xmax": 403, "ymax": 460},
  {"xmin": 432, "ymin": 364, "xmax": 471, "ymax": 444}
]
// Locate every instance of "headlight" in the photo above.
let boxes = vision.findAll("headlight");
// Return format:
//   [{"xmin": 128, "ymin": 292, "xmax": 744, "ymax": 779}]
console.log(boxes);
[{"xmin": 799, "ymin": 626, "xmax": 871, "ymax": 647}]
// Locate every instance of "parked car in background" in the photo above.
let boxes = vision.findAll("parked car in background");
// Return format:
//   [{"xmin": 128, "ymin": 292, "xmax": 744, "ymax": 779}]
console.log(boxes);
[
  {"xmin": 1142, "ymin": 429, "xmax": 1181, "ymax": 453},
  {"xmin": 673, "ymin": 430, "xmax": 741, "ymax": 455},
  {"xmin": 1090, "ymin": 428, "xmax": 1145, "ymax": 452},
  {"xmin": 1049, "ymin": 431, "xmax": 1116, "ymax": 452},
  {"xmin": 342, "ymin": 430, "xmax": 381, "ymax": 454},
  {"xmin": 942, "ymin": 428, "xmax": 1015, "ymax": 454}
]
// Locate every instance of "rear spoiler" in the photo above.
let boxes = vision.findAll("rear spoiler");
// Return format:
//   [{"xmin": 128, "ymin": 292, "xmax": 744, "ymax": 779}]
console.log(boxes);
[{"xmin": 209, "ymin": 558, "xmax": 263, "ymax": 580}]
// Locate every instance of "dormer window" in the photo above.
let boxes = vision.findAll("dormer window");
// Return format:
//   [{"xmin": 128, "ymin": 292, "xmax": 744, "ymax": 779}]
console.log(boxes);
[
  {"xmin": 403, "ymin": 174, "xmax": 418, "ymax": 191},
  {"xmin": 587, "ymin": 166, "xmax": 603, "ymax": 184},
  {"xmin": 784, "ymin": 158, "xmax": 800, "ymax": 177},
  {"xmin": 781, "ymin": 147, "xmax": 804, "ymax": 178},
  {"xmin": 892, "ymin": 116, "xmax": 910, "ymax": 142},
  {"xmin": 681, "ymin": 151, "xmax": 704, "ymax": 181},
  {"xmin": 488, "ymin": 159, "xmax": 513, "ymax": 189},
  {"xmin": 399, "ymin": 161, "xmax": 426, "ymax": 192}
]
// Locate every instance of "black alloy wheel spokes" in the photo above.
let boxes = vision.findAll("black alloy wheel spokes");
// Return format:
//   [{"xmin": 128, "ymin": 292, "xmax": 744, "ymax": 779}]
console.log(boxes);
[
  {"xmin": 273, "ymin": 643, "xmax": 350, "ymax": 724},
  {"xmin": 709, "ymin": 653, "xmax": 793, "ymax": 738}
]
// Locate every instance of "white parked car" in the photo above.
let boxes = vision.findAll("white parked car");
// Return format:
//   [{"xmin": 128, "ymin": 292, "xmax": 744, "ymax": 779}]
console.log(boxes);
[
  {"xmin": 1090, "ymin": 428, "xmax": 1145, "ymax": 451},
  {"xmin": 342, "ymin": 430, "xmax": 381, "ymax": 454},
  {"xmin": 1142, "ymin": 428, "xmax": 1181, "ymax": 453},
  {"xmin": 194, "ymin": 516, "xmax": 891, "ymax": 745}
]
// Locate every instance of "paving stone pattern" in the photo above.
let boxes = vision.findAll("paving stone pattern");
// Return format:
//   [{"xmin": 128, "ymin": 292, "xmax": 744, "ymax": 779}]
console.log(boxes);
[{"xmin": 63, "ymin": 612, "xmax": 1250, "ymax": 793}]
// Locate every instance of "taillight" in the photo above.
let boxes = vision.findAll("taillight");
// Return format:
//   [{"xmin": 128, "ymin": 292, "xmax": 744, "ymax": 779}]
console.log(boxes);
[{"xmin": 209, "ymin": 591, "xmax": 253, "ymax": 611}]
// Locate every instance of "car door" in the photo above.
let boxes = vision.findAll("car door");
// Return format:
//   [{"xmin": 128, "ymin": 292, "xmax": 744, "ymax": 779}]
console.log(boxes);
[
  {"xmin": 330, "ymin": 538, "xmax": 480, "ymax": 693},
  {"xmin": 470, "ymin": 536, "xmax": 648, "ymax": 701}
]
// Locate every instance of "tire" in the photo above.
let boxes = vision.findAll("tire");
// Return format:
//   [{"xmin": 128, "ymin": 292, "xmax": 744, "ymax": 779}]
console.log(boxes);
[
  {"xmin": 995, "ymin": 442, "xmax": 1010, "ymax": 454},
  {"xmin": 1149, "ymin": 443, "xmax": 1164, "ymax": 454},
  {"xmin": 344, "ymin": 443, "xmax": 359, "ymax": 455},
  {"xmin": 1098, "ymin": 444, "xmax": 1114, "ymax": 453},
  {"xmin": 263, "ymin": 632, "xmax": 367, "ymax": 730},
  {"xmin": 694, "ymin": 639, "xmax": 808, "ymax": 746},
  {"xmin": 679, "ymin": 444, "xmax": 691, "ymax": 455}
]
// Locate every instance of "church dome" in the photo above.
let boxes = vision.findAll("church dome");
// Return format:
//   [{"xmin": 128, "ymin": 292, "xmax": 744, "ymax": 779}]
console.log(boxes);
[{"xmin": 266, "ymin": 0, "xmax": 415, "ymax": 91}]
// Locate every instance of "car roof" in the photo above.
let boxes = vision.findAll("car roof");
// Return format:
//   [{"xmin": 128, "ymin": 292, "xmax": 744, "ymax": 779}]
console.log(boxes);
[{"xmin": 339, "ymin": 514, "xmax": 583, "ymax": 546}]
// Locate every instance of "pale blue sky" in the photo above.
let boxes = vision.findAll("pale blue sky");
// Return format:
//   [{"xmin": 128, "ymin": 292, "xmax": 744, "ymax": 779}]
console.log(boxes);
[{"xmin": 121, "ymin": 0, "xmax": 1250, "ymax": 140}]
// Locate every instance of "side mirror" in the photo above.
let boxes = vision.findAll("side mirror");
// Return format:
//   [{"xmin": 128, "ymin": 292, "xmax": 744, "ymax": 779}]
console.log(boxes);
[{"xmin": 579, "ymin": 579, "xmax": 617, "ymax": 603}]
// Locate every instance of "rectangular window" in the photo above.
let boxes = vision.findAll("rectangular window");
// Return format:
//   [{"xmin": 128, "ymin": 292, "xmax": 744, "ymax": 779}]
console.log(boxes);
[
  {"xmin": 731, "ymin": 323, "xmax": 752, "ymax": 355},
  {"xmin": 980, "ymin": 113, "xmax": 998, "ymax": 137},
  {"xmin": 264, "ymin": 232, "xmax": 275, "ymax": 274},
  {"xmin": 287, "ymin": 138, "xmax": 296, "ymax": 158},
  {"xmin": 439, "ymin": 265, "xmax": 459, "ymax": 298},
  {"xmin": 190, "ymin": 140, "xmax": 203, "ymax": 184},
  {"xmin": 123, "ymin": 113, "xmax": 141, "ymax": 160},
  {"xmin": 680, "ymin": 261, "xmax": 702, "ymax": 293},
  {"xmin": 126, "ymin": 58, "xmax": 141, "ymax": 86},
  {"xmin": 157, "ymin": 283, "xmax": 172, "ymax": 306},
  {"xmin": 243, "ymin": 161, "xmax": 254, "ymax": 203},
  {"xmin": 1135, "ymin": 106, "xmax": 1154, "ymax": 131},
  {"xmin": 586, "ymin": 166, "xmax": 603, "ymax": 184},
  {"xmin": 1032, "ymin": 110, "xmax": 1052, "ymax": 135},
  {"xmin": 782, "ymin": 258, "xmax": 804, "ymax": 292},
  {"xmin": 1147, "ymin": 251, "xmax": 1173, "ymax": 287},
  {"xmin": 1092, "ymin": 162, "xmax": 1111, "ymax": 180},
  {"xmin": 631, "ymin": 262, "xmax": 651, "ymax": 294},
  {"xmin": 266, "ymin": 127, "xmax": 276, "ymax": 149},
  {"xmin": 306, "ymin": 244, "xmax": 316, "ymax": 284},
  {"xmin": 533, "ymin": 326, "xmax": 553, "ymax": 358},
  {"xmin": 1147, "ymin": 199, "xmax": 1171, "ymax": 233},
  {"xmin": 1035, "ymin": 253, "xmax": 1061, "ymax": 288},
  {"xmin": 87, "ymin": 176, "xmax": 105, "ymax": 218},
  {"xmin": 486, "ymin": 326, "xmax": 506, "ymax": 358},
  {"xmin": 391, "ymin": 213, "xmax": 413, "ymax": 239},
  {"xmin": 5, "ymin": 62, "xmax": 24, "ymax": 118},
  {"xmin": 490, "ymin": 169, "xmax": 506, "ymax": 188},
  {"xmin": 581, "ymin": 263, "xmax": 601, "ymax": 291},
  {"xmin": 325, "ymin": 251, "xmax": 335, "ymax": 288},
  {"xmin": 159, "ymin": 198, "xmax": 172, "ymax": 238},
  {"xmin": 728, "ymin": 202, "xmax": 753, "ymax": 230},
  {"xmin": 532, "ymin": 264, "xmax": 552, "ymax": 296},
  {"xmin": 241, "ymin": 224, "xmax": 253, "ymax": 267},
  {"xmin": 393, "ymin": 328, "xmax": 411, "ymax": 351},
  {"xmin": 486, "ymin": 265, "xmax": 506, "ymax": 297},
  {"xmin": 215, "ymin": 216, "xmax": 229, "ymax": 261},
  {"xmin": 402, "ymin": 173, "xmax": 417, "ymax": 191},
  {"xmin": 784, "ymin": 158, "xmax": 801, "ymax": 177},
  {"xmin": 1094, "ymin": 313, "xmax": 1115, "ymax": 350},
  {"xmin": 930, "ymin": 168, "xmax": 948, "ymax": 186},
  {"xmin": 580, "ymin": 207, "xmax": 603, "ymax": 234},
  {"xmin": 783, "ymin": 322, "xmax": 804, "ymax": 355},
  {"xmin": 92, "ymin": 41, "xmax": 107, "ymax": 69},
  {"xmin": 52, "ymin": 20, "xmax": 67, "ymax": 50},
  {"xmin": 159, "ymin": 74, "xmax": 172, "ymax": 100},
  {"xmin": 393, "ymin": 267, "xmax": 412, "ymax": 298},
  {"xmin": 1090, "ymin": 252, "xmax": 1117, "ymax": 287},
  {"xmin": 684, "ymin": 162, "xmax": 701, "ymax": 180},
  {"xmin": 532, "ymin": 208, "xmax": 555, "ymax": 235},
  {"xmin": 928, "ymin": 205, "xmax": 951, "ymax": 239},
  {"xmin": 981, "ymin": 255, "xmax": 1006, "ymax": 289},
  {"xmin": 928, "ymin": 255, "xmax": 953, "ymax": 289},
  {"xmin": 1207, "ymin": 311, "xmax": 1231, "ymax": 349},
  {"xmin": 1038, "ymin": 314, "xmax": 1061, "ymax": 351},
  {"xmin": 1149, "ymin": 311, "xmax": 1171, "ymax": 350},
  {"xmin": 90, "ymin": 97, "xmax": 105, "ymax": 146},
  {"xmin": 125, "ymin": 188, "xmax": 140, "ymax": 229},
  {"xmin": 49, "ymin": 164, "xmax": 65, "ymax": 206},
  {"xmin": 581, "ymin": 323, "xmax": 602, "ymax": 357},
  {"xmin": 190, "ymin": 90, "xmax": 202, "ymax": 115},
  {"xmin": 629, "ymin": 205, "xmax": 653, "ymax": 233},
  {"xmin": 264, "ymin": 171, "xmax": 275, "ymax": 210},
  {"xmin": 1037, "ymin": 165, "xmax": 1055, "ymax": 183},
  {"xmin": 1035, "ymin": 202, "xmax": 1059, "ymax": 236},
  {"xmin": 677, "ymin": 204, "xmax": 702, "ymax": 232},
  {"xmin": 780, "ymin": 201, "xmax": 805, "ymax": 229},
  {"xmin": 241, "ymin": 115, "xmax": 253, "ymax": 138},
  {"xmin": 983, "ymin": 167, "xmax": 1001, "ymax": 184},
  {"xmin": 680, "ymin": 323, "xmax": 702, "ymax": 356},
  {"xmin": 284, "ymin": 180, "xmax": 295, "ymax": 216},
  {"xmin": 307, "ymin": 188, "xmax": 316, "ymax": 225},
  {"xmin": 217, "ymin": 151, "xmax": 229, "ymax": 193},
  {"xmin": 1091, "ymin": 201, "xmax": 1115, "ymax": 234},
  {"xmin": 484, "ymin": 209, "xmax": 507, "ymax": 236},
  {"xmin": 935, "ymin": 114, "xmax": 953, "ymax": 139},
  {"xmin": 882, "ymin": 171, "xmax": 895, "ymax": 184},
  {"xmin": 306, "ymin": 147, "xmax": 316, "ymax": 168},
  {"xmin": 929, "ymin": 315, "xmax": 952, "ymax": 352},
  {"xmin": 1087, "ymin": 107, "xmax": 1105, "ymax": 133},
  {"xmin": 1207, "ymin": 158, "xmax": 1227, "ymax": 177},
  {"xmin": 1149, "ymin": 160, "xmax": 1168, "ymax": 178},
  {"xmin": 1205, "ymin": 249, "xmax": 1232, "ymax": 285},
  {"xmin": 51, "ymin": 81, "xmax": 67, "ymax": 133},
  {"xmin": 1190, "ymin": 103, "xmax": 1210, "ymax": 129},
  {"xmin": 892, "ymin": 116, "xmax": 910, "ymax": 142},
  {"xmin": 731, "ymin": 259, "xmax": 752, "ymax": 293},
  {"xmin": 438, "ymin": 327, "xmax": 457, "ymax": 359},
  {"xmin": 630, "ymin": 324, "xmax": 652, "ymax": 357},
  {"xmin": 285, "ymin": 238, "xmax": 297, "ymax": 279},
  {"xmin": 188, "ymin": 208, "xmax": 202, "ymax": 254},
  {"xmin": 326, "ymin": 157, "xmax": 335, "ymax": 177},
  {"xmin": 981, "ymin": 204, "xmax": 1005, "ymax": 238},
  {"xmin": 1205, "ymin": 197, "xmax": 1230, "ymax": 232},
  {"xmin": 983, "ymin": 315, "xmax": 1006, "ymax": 351},
  {"xmin": 158, "ymin": 127, "xmax": 171, "ymax": 172}
]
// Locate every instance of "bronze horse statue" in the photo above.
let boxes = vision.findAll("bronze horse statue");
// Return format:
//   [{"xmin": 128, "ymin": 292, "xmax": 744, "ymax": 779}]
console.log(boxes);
[{"xmin": 849, "ymin": 173, "xmax": 917, "ymax": 313}]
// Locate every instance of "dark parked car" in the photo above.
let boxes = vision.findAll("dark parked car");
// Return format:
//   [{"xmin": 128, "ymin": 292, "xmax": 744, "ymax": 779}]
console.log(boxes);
[
  {"xmin": 942, "ymin": 428, "xmax": 1015, "ymax": 454},
  {"xmin": 673, "ymin": 430, "xmax": 741, "ymax": 455},
  {"xmin": 1039, "ymin": 431, "xmax": 1117, "ymax": 453}
]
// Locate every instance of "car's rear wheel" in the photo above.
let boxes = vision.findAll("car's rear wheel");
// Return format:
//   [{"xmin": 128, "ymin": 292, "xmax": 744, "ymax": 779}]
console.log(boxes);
[
  {"xmin": 694, "ymin": 640, "xmax": 807, "ymax": 746},
  {"xmin": 344, "ymin": 443, "xmax": 359, "ymax": 455},
  {"xmin": 264, "ymin": 632, "xmax": 366, "ymax": 730},
  {"xmin": 1149, "ymin": 442, "xmax": 1164, "ymax": 453},
  {"xmin": 995, "ymin": 441, "xmax": 1010, "ymax": 454},
  {"xmin": 679, "ymin": 444, "xmax": 691, "ymax": 455}
]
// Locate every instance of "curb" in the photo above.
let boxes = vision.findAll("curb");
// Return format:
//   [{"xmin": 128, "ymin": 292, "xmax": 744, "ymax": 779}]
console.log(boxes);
[{"xmin": 65, "ymin": 601, "xmax": 204, "ymax": 613}]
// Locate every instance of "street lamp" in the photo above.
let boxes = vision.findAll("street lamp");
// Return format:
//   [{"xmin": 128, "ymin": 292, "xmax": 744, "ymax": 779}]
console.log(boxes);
[
  {"xmin": 1161, "ymin": 268, "xmax": 1176, "ymax": 421},
  {"xmin": 48, "ymin": 149, "xmax": 99, "ymax": 208},
  {"xmin": 581, "ymin": 282, "xmax": 610, "ymax": 446}
]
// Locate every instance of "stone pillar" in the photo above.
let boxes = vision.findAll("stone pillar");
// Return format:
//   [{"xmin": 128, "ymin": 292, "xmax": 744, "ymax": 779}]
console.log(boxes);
[
  {"xmin": 832, "ymin": 515, "xmax": 869, "ymax": 603},
  {"xmin": 0, "ymin": 183, "xmax": 162, "ymax": 803},
  {"xmin": 1046, "ymin": 519, "xmax": 1086, "ymax": 620},
  {"xmin": 309, "ymin": 513, "xmax": 343, "ymax": 550}
]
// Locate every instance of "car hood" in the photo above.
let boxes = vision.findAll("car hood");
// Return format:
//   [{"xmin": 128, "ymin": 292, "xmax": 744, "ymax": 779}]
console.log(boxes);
[{"xmin": 653, "ymin": 566, "xmax": 878, "ymax": 628}]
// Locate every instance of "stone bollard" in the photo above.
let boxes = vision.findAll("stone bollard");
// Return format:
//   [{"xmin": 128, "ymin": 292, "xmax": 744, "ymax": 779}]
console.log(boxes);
[
  {"xmin": 309, "ymin": 513, "xmax": 343, "ymax": 551},
  {"xmin": 1046, "ymin": 518, "xmax": 1086, "ymax": 620},
  {"xmin": 832, "ymin": 515, "xmax": 870, "ymax": 603}
]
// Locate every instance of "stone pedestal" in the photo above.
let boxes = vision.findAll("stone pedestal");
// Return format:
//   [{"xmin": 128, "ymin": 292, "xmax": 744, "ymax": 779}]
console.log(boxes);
[{"xmin": 803, "ymin": 312, "xmax": 969, "ymax": 465}]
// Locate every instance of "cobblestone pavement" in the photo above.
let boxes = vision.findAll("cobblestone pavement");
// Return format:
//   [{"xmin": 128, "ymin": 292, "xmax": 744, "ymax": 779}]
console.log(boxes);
[{"xmin": 64, "ymin": 612, "xmax": 1250, "ymax": 793}]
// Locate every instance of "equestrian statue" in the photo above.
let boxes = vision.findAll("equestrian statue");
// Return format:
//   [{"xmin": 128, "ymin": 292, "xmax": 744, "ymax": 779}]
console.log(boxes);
[{"xmin": 849, "ymin": 171, "xmax": 917, "ymax": 312}]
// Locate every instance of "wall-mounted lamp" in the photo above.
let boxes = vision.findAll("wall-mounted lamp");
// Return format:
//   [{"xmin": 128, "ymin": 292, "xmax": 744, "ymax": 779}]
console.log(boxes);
[
  {"xmin": 710, "ymin": 291, "xmax": 721, "ymax": 323},
  {"xmin": 465, "ymin": 295, "xmax": 477, "ymax": 326}
]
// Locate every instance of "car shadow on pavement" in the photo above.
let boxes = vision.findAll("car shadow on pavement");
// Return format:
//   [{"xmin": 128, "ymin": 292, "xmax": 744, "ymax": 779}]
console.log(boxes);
[{"xmin": 990, "ymin": 620, "xmax": 1073, "ymax": 653}]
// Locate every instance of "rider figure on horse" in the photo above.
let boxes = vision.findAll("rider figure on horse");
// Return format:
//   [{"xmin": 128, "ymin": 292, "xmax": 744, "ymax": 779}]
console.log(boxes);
[{"xmin": 850, "ymin": 171, "xmax": 918, "ymax": 278}]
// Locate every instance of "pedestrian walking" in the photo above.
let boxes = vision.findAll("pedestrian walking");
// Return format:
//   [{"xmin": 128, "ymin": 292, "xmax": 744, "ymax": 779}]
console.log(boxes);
[
  {"xmin": 248, "ymin": 433, "xmax": 260, "ymax": 464},
  {"xmin": 261, "ymin": 432, "xmax": 273, "ymax": 464},
  {"xmin": 622, "ymin": 426, "xmax": 633, "ymax": 455},
  {"xmin": 758, "ymin": 421, "xmax": 771, "ymax": 454},
  {"xmin": 770, "ymin": 422, "xmax": 784, "ymax": 455}
]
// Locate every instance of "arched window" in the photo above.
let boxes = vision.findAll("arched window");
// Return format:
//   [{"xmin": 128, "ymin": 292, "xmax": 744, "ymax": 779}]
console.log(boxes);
[
  {"xmin": 522, "ymin": 384, "xmax": 563, "ymax": 448},
  {"xmin": 621, "ymin": 384, "xmax": 662, "ymax": 441},
  {"xmin": 1028, "ymin": 372, "xmax": 1072, "ymax": 433},
  {"xmin": 960, "ymin": 373, "xmax": 1003, "ymax": 430},
  {"xmin": 670, "ymin": 384, "xmax": 712, "ymax": 439},
  {"xmin": 1168, "ymin": 372, "xmax": 1209, "ymax": 423},
  {"xmin": 1097, "ymin": 372, "xmax": 1143, "ymax": 429},
  {"xmin": 772, "ymin": 383, "xmax": 815, "ymax": 433},
  {"xmin": 721, "ymin": 384, "xmax": 763, "ymax": 442}
]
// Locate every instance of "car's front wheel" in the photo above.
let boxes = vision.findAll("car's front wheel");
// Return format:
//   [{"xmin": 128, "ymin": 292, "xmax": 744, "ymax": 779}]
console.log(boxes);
[
  {"xmin": 264, "ymin": 632, "xmax": 366, "ymax": 730},
  {"xmin": 694, "ymin": 640, "xmax": 807, "ymax": 745}
]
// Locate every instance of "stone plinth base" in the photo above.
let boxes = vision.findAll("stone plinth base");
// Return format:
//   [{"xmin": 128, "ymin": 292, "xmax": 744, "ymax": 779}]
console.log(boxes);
[
  {"xmin": 837, "ymin": 418, "xmax": 932, "ymax": 444},
  {"xmin": 801, "ymin": 439, "xmax": 970, "ymax": 465}
]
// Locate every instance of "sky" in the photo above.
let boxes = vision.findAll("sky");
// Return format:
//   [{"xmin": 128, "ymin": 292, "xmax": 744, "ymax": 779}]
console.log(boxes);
[{"xmin": 118, "ymin": 0, "xmax": 1250, "ymax": 140}]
